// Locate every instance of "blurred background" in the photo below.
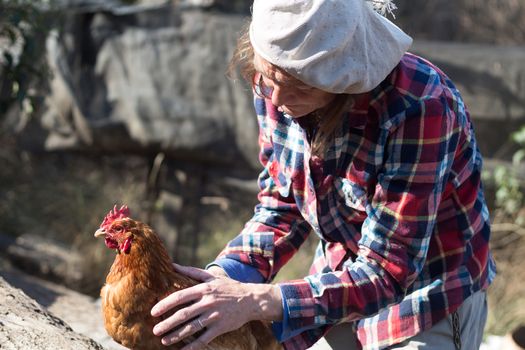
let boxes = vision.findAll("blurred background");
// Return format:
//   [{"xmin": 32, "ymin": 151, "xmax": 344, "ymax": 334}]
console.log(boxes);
[{"xmin": 1, "ymin": 0, "xmax": 525, "ymax": 348}]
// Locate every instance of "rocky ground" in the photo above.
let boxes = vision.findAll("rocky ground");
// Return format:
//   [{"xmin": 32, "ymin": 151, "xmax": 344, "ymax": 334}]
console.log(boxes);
[{"xmin": 0, "ymin": 256, "xmax": 125, "ymax": 350}]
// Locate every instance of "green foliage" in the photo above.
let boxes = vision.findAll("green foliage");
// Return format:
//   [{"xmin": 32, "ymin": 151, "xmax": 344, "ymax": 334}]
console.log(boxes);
[
  {"xmin": 0, "ymin": 0, "xmax": 56, "ymax": 118},
  {"xmin": 513, "ymin": 126, "xmax": 525, "ymax": 144},
  {"xmin": 494, "ymin": 167, "xmax": 524, "ymax": 218},
  {"xmin": 492, "ymin": 125, "xmax": 525, "ymax": 224}
]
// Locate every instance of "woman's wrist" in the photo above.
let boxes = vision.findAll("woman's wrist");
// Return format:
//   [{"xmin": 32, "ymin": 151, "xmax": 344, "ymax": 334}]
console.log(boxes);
[
  {"xmin": 206, "ymin": 265, "xmax": 229, "ymax": 278},
  {"xmin": 249, "ymin": 283, "xmax": 283, "ymax": 322}
]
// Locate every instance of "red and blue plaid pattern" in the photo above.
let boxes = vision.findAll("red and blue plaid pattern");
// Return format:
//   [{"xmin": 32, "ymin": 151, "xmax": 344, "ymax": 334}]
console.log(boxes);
[{"xmin": 216, "ymin": 53, "xmax": 496, "ymax": 350}]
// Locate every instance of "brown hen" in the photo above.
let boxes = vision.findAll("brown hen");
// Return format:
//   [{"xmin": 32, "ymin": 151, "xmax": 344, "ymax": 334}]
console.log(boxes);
[{"xmin": 95, "ymin": 205, "xmax": 282, "ymax": 350}]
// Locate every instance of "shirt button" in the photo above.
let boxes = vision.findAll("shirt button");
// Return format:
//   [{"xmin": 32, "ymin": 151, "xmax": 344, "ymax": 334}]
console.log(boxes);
[{"xmin": 269, "ymin": 161, "xmax": 278, "ymax": 177}]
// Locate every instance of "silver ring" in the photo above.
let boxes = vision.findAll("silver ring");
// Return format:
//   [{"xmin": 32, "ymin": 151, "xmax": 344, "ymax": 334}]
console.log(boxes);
[{"xmin": 196, "ymin": 318, "xmax": 205, "ymax": 330}]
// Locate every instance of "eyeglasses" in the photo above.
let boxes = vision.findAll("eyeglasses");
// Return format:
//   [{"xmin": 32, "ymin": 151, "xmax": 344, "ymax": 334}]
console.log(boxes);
[
  {"xmin": 254, "ymin": 72, "xmax": 318, "ymax": 100},
  {"xmin": 255, "ymin": 74, "xmax": 274, "ymax": 99}
]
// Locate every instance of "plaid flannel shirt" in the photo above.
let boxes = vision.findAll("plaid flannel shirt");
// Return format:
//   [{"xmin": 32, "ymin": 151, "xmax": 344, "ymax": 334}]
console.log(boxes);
[{"xmin": 215, "ymin": 53, "xmax": 496, "ymax": 349}]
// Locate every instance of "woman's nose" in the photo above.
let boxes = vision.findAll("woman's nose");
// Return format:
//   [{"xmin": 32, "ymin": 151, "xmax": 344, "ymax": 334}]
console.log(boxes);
[{"xmin": 271, "ymin": 85, "xmax": 293, "ymax": 107}]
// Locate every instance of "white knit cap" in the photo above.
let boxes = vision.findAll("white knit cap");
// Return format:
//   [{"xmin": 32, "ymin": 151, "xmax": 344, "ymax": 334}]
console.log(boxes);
[{"xmin": 249, "ymin": 0, "xmax": 413, "ymax": 94}]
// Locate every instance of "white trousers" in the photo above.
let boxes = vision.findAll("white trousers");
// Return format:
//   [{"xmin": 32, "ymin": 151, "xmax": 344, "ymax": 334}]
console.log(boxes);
[{"xmin": 309, "ymin": 290, "xmax": 488, "ymax": 350}]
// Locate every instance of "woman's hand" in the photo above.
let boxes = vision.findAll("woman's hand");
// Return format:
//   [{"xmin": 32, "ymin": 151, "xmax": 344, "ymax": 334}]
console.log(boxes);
[{"xmin": 151, "ymin": 264, "xmax": 283, "ymax": 350}]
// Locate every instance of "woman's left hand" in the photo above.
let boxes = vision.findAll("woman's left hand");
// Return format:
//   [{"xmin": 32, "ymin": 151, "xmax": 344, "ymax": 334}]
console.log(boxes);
[{"xmin": 151, "ymin": 264, "xmax": 283, "ymax": 349}]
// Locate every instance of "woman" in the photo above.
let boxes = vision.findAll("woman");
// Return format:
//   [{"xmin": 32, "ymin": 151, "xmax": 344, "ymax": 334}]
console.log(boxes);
[{"xmin": 151, "ymin": 1, "xmax": 496, "ymax": 349}]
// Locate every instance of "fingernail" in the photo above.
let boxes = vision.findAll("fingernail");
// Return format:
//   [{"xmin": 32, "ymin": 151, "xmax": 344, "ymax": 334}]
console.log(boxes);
[
  {"xmin": 152, "ymin": 325, "xmax": 160, "ymax": 335},
  {"xmin": 151, "ymin": 307, "xmax": 159, "ymax": 317},
  {"xmin": 162, "ymin": 337, "xmax": 173, "ymax": 346}
]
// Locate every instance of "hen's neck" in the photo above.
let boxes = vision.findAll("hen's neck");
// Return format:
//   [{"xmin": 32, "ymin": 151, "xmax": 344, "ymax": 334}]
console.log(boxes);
[{"xmin": 106, "ymin": 224, "xmax": 196, "ymax": 290}]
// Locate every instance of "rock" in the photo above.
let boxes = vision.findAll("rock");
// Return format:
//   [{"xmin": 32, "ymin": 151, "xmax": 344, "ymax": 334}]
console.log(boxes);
[
  {"xmin": 395, "ymin": 0, "xmax": 525, "ymax": 45},
  {"xmin": 0, "ymin": 232, "xmax": 84, "ymax": 289},
  {"xmin": 481, "ymin": 331, "xmax": 525, "ymax": 350},
  {"xmin": 38, "ymin": 1, "xmax": 259, "ymax": 169},
  {"xmin": 0, "ymin": 274, "xmax": 105, "ymax": 350},
  {"xmin": 0, "ymin": 258, "xmax": 126, "ymax": 350},
  {"xmin": 30, "ymin": 2, "xmax": 524, "ymax": 167},
  {"xmin": 512, "ymin": 325, "xmax": 525, "ymax": 349},
  {"xmin": 411, "ymin": 41, "xmax": 525, "ymax": 157},
  {"xmin": 411, "ymin": 41, "xmax": 525, "ymax": 122}
]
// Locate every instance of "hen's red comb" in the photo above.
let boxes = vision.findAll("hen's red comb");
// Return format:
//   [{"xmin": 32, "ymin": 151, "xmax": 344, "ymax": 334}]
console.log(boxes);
[{"xmin": 100, "ymin": 205, "xmax": 130, "ymax": 230}]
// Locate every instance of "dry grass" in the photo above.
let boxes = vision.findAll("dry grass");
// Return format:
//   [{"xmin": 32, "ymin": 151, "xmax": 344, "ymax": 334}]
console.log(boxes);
[
  {"xmin": 0, "ymin": 132, "xmax": 150, "ymax": 295},
  {"xmin": 486, "ymin": 212, "xmax": 525, "ymax": 335},
  {"xmin": 194, "ymin": 189, "xmax": 319, "ymax": 282},
  {"xmin": 0, "ymin": 129, "xmax": 318, "ymax": 295}
]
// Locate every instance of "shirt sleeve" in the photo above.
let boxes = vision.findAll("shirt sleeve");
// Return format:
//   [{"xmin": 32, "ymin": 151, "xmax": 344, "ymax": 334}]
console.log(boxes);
[
  {"xmin": 206, "ymin": 258, "xmax": 264, "ymax": 283},
  {"xmin": 278, "ymin": 97, "xmax": 462, "ymax": 336},
  {"xmin": 213, "ymin": 97, "xmax": 312, "ymax": 282}
]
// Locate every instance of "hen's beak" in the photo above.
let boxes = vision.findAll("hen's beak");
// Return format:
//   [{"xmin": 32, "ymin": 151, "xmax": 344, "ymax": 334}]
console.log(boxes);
[{"xmin": 94, "ymin": 228, "xmax": 106, "ymax": 238}]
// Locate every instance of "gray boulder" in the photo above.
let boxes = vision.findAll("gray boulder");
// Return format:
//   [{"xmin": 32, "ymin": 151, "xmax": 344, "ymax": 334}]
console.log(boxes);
[
  {"xmin": 0, "ymin": 275, "xmax": 105, "ymax": 350},
  {"xmin": 35, "ymin": 1, "xmax": 525, "ymax": 168},
  {"xmin": 41, "ymin": 1, "xmax": 258, "ymax": 169},
  {"xmin": 411, "ymin": 41, "xmax": 525, "ymax": 157}
]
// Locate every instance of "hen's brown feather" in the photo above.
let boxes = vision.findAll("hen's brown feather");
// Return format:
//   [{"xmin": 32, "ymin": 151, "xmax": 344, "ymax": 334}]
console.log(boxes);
[{"xmin": 100, "ymin": 219, "xmax": 281, "ymax": 350}]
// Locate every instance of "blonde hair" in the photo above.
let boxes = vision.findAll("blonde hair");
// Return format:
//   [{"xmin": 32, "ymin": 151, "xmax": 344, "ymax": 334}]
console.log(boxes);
[{"xmin": 228, "ymin": 23, "xmax": 353, "ymax": 156}]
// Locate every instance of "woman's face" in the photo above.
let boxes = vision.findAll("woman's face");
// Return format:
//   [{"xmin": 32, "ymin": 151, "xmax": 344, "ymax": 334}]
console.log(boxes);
[{"xmin": 253, "ymin": 54, "xmax": 336, "ymax": 118}]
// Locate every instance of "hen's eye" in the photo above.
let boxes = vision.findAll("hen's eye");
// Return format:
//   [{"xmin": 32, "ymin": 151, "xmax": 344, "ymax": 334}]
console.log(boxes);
[{"xmin": 113, "ymin": 226, "xmax": 124, "ymax": 233}]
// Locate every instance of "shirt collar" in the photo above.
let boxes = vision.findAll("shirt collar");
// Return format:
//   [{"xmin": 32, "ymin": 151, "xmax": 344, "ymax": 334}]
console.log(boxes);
[{"xmin": 347, "ymin": 92, "xmax": 371, "ymax": 129}]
